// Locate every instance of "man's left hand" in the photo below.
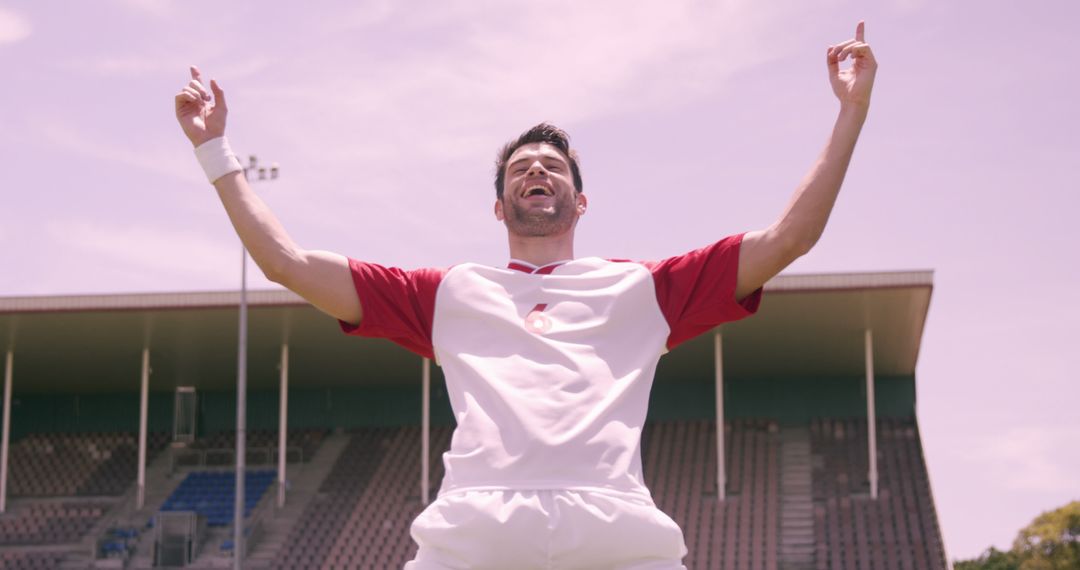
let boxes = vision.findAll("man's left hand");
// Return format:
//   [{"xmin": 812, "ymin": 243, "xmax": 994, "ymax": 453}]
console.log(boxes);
[{"xmin": 827, "ymin": 21, "xmax": 878, "ymax": 109}]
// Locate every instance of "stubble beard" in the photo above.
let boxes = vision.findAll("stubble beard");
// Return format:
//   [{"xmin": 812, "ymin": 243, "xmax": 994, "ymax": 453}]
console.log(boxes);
[{"xmin": 502, "ymin": 192, "xmax": 578, "ymax": 238}]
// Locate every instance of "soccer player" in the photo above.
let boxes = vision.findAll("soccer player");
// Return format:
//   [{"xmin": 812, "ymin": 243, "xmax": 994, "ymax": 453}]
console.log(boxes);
[{"xmin": 175, "ymin": 22, "xmax": 876, "ymax": 570}]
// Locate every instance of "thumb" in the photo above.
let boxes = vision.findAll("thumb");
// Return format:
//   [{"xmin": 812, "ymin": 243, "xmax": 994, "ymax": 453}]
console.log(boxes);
[{"xmin": 210, "ymin": 79, "xmax": 227, "ymax": 112}]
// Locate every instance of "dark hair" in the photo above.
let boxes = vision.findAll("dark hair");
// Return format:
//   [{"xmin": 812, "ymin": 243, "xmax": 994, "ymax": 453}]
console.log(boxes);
[{"xmin": 494, "ymin": 123, "xmax": 583, "ymax": 198}]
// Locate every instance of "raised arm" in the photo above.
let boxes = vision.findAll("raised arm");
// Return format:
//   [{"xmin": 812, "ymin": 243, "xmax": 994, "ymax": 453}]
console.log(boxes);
[
  {"xmin": 735, "ymin": 22, "xmax": 878, "ymax": 301},
  {"xmin": 174, "ymin": 66, "xmax": 362, "ymax": 325}
]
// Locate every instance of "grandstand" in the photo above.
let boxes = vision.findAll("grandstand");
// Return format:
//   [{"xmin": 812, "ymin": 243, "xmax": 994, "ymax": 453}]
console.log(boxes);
[{"xmin": 0, "ymin": 270, "xmax": 946, "ymax": 569}]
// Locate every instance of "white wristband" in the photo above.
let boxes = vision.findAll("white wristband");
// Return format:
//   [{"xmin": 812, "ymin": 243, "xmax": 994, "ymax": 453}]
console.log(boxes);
[{"xmin": 194, "ymin": 136, "xmax": 243, "ymax": 183}]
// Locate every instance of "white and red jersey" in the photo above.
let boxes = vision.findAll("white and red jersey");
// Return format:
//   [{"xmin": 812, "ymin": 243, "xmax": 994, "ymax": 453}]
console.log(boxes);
[{"xmin": 339, "ymin": 233, "xmax": 762, "ymax": 499}]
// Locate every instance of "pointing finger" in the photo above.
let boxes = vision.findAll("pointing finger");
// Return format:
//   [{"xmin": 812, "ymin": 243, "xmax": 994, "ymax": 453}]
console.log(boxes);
[
  {"xmin": 856, "ymin": 21, "xmax": 865, "ymax": 43},
  {"xmin": 189, "ymin": 67, "xmax": 210, "ymax": 101}
]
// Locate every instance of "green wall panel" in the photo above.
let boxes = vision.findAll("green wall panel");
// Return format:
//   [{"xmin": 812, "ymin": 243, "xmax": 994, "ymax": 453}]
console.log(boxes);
[
  {"xmin": 647, "ymin": 375, "xmax": 915, "ymax": 423},
  {"xmin": 4, "ymin": 374, "xmax": 912, "ymax": 440},
  {"xmin": 8, "ymin": 392, "xmax": 173, "ymax": 439}
]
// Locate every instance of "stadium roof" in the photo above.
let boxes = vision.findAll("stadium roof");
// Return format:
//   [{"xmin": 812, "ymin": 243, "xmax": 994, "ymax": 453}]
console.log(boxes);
[{"xmin": 0, "ymin": 270, "xmax": 932, "ymax": 393}]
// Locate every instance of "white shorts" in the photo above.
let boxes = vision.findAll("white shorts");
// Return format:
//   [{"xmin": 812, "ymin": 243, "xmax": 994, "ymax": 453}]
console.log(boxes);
[{"xmin": 404, "ymin": 488, "xmax": 688, "ymax": 570}]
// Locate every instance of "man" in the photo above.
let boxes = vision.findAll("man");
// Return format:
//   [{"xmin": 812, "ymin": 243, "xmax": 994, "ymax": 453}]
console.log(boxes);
[{"xmin": 175, "ymin": 22, "xmax": 876, "ymax": 570}]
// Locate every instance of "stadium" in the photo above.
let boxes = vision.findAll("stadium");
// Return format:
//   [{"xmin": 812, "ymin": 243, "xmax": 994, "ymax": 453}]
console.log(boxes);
[{"xmin": 0, "ymin": 269, "xmax": 947, "ymax": 569}]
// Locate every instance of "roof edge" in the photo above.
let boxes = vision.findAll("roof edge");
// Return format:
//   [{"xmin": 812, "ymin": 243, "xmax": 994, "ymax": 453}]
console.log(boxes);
[
  {"xmin": 0, "ymin": 269, "xmax": 935, "ymax": 314},
  {"xmin": 0, "ymin": 289, "xmax": 305, "ymax": 314},
  {"xmin": 765, "ymin": 269, "xmax": 934, "ymax": 292}
]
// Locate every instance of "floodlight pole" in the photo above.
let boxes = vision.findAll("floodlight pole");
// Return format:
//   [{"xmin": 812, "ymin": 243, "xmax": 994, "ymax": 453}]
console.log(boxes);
[
  {"xmin": 0, "ymin": 349, "xmax": 13, "ymax": 513},
  {"xmin": 865, "ymin": 328, "xmax": 878, "ymax": 500},
  {"xmin": 421, "ymin": 357, "xmax": 431, "ymax": 505},
  {"xmin": 234, "ymin": 155, "xmax": 279, "ymax": 570},
  {"xmin": 714, "ymin": 330, "xmax": 725, "ymax": 501},
  {"xmin": 277, "ymin": 343, "xmax": 288, "ymax": 508},
  {"xmin": 137, "ymin": 348, "xmax": 150, "ymax": 509}
]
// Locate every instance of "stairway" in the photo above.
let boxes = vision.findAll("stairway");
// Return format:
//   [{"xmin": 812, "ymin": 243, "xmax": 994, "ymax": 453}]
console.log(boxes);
[
  {"xmin": 57, "ymin": 443, "xmax": 187, "ymax": 569},
  {"xmin": 225, "ymin": 431, "xmax": 352, "ymax": 570},
  {"xmin": 779, "ymin": 427, "xmax": 815, "ymax": 570},
  {"xmin": 76, "ymin": 432, "xmax": 350, "ymax": 570},
  {"xmin": 118, "ymin": 446, "xmax": 196, "ymax": 569}
]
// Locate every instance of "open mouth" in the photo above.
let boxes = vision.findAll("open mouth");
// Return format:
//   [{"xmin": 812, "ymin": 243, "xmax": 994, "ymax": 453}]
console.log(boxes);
[{"xmin": 522, "ymin": 184, "xmax": 554, "ymax": 198}]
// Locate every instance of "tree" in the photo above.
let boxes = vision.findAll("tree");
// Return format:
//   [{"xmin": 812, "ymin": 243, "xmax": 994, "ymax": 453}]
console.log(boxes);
[
  {"xmin": 955, "ymin": 501, "xmax": 1079, "ymax": 570},
  {"xmin": 954, "ymin": 547, "xmax": 1020, "ymax": 570},
  {"xmin": 1013, "ymin": 501, "xmax": 1080, "ymax": 570}
]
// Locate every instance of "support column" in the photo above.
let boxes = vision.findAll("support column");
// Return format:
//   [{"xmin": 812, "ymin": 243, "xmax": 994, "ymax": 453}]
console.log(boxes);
[
  {"xmin": 137, "ymin": 348, "xmax": 150, "ymax": 509},
  {"xmin": 234, "ymin": 248, "xmax": 249, "ymax": 570},
  {"xmin": 865, "ymin": 329, "xmax": 878, "ymax": 500},
  {"xmin": 421, "ymin": 357, "xmax": 431, "ymax": 505},
  {"xmin": 277, "ymin": 343, "xmax": 289, "ymax": 508},
  {"xmin": 714, "ymin": 331, "xmax": 726, "ymax": 501},
  {"xmin": 1, "ymin": 349, "xmax": 13, "ymax": 513}
]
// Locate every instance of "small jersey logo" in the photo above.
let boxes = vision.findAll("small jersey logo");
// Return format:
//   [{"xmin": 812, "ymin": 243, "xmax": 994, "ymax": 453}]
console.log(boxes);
[{"xmin": 524, "ymin": 303, "xmax": 552, "ymax": 334}]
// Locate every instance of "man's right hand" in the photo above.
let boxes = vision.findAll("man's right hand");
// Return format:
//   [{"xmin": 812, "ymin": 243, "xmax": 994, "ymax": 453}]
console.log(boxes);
[
  {"xmin": 175, "ymin": 66, "xmax": 364, "ymax": 327},
  {"xmin": 175, "ymin": 66, "xmax": 227, "ymax": 147}
]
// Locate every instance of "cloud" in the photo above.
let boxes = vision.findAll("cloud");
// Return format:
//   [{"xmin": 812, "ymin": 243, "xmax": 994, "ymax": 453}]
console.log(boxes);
[
  {"xmin": 890, "ymin": 0, "xmax": 929, "ymax": 13},
  {"xmin": 253, "ymin": 1, "xmax": 803, "ymax": 171},
  {"xmin": 38, "ymin": 120, "xmax": 204, "ymax": 185},
  {"xmin": 113, "ymin": 0, "xmax": 173, "ymax": 18},
  {"xmin": 965, "ymin": 425, "xmax": 1080, "ymax": 493},
  {"xmin": 47, "ymin": 220, "xmax": 276, "ymax": 290},
  {"xmin": 74, "ymin": 55, "xmax": 169, "ymax": 76},
  {"xmin": 60, "ymin": 52, "xmax": 271, "ymax": 80},
  {"xmin": 0, "ymin": 7, "xmax": 31, "ymax": 44}
]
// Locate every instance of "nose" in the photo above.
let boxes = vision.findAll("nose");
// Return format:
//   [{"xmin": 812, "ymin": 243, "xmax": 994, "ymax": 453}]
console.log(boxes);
[{"xmin": 526, "ymin": 161, "xmax": 548, "ymax": 177}]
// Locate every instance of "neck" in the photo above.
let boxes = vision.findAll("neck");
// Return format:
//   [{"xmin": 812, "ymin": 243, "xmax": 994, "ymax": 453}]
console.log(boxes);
[{"xmin": 506, "ymin": 229, "xmax": 576, "ymax": 267}]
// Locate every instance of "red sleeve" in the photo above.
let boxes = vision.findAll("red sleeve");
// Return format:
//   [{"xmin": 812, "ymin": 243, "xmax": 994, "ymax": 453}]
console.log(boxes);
[
  {"xmin": 337, "ymin": 259, "xmax": 446, "ymax": 359},
  {"xmin": 643, "ymin": 232, "xmax": 763, "ymax": 350}
]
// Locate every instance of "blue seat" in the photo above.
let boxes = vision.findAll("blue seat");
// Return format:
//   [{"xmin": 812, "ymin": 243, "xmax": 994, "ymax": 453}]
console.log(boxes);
[{"xmin": 159, "ymin": 470, "xmax": 277, "ymax": 527}]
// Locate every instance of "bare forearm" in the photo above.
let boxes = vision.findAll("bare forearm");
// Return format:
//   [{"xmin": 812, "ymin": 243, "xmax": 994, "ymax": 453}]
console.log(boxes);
[
  {"xmin": 212, "ymin": 171, "xmax": 299, "ymax": 282},
  {"xmin": 212, "ymin": 172, "xmax": 361, "ymax": 323},
  {"xmin": 733, "ymin": 22, "xmax": 877, "ymax": 300},
  {"xmin": 774, "ymin": 103, "xmax": 868, "ymax": 253},
  {"xmin": 176, "ymin": 68, "xmax": 361, "ymax": 324}
]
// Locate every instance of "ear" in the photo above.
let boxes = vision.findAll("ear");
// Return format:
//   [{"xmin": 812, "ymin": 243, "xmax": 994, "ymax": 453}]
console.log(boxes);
[
  {"xmin": 576, "ymin": 192, "xmax": 587, "ymax": 216},
  {"xmin": 494, "ymin": 197, "xmax": 505, "ymax": 221}
]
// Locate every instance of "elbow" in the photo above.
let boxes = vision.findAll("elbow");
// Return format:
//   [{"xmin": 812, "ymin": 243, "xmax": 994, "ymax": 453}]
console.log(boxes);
[
  {"xmin": 262, "ymin": 249, "xmax": 301, "ymax": 287},
  {"xmin": 264, "ymin": 265, "xmax": 289, "ymax": 287},
  {"xmin": 792, "ymin": 235, "xmax": 817, "ymax": 258},
  {"xmin": 787, "ymin": 223, "xmax": 824, "ymax": 259},
  {"xmin": 772, "ymin": 226, "xmax": 815, "ymax": 263}
]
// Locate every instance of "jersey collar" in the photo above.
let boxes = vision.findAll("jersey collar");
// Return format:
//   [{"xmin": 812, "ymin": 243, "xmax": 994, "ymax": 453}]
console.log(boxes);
[{"xmin": 507, "ymin": 259, "xmax": 570, "ymax": 275}]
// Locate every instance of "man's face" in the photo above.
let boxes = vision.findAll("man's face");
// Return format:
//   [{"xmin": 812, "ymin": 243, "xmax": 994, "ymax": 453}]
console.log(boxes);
[{"xmin": 495, "ymin": 142, "xmax": 586, "ymax": 237}]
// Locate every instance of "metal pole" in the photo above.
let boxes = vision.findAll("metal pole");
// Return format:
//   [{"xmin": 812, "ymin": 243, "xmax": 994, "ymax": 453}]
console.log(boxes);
[
  {"xmin": 0, "ymin": 350, "xmax": 13, "ymax": 513},
  {"xmin": 421, "ymin": 357, "xmax": 431, "ymax": 505},
  {"xmin": 277, "ymin": 343, "xmax": 288, "ymax": 508},
  {"xmin": 233, "ymin": 247, "xmax": 248, "ymax": 569},
  {"xmin": 232, "ymin": 155, "xmax": 276, "ymax": 567},
  {"xmin": 714, "ymin": 331, "xmax": 725, "ymax": 501},
  {"xmin": 137, "ymin": 348, "xmax": 150, "ymax": 509},
  {"xmin": 865, "ymin": 329, "xmax": 878, "ymax": 500}
]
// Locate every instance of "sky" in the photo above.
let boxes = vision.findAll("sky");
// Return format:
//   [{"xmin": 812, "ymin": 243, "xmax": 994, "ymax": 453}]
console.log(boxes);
[{"xmin": 1, "ymin": 0, "xmax": 1078, "ymax": 561}]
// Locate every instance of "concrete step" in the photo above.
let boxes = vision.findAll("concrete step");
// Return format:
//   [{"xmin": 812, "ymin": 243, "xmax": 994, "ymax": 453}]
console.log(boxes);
[
  {"xmin": 239, "ymin": 432, "xmax": 353, "ymax": 567},
  {"xmin": 115, "ymin": 433, "xmax": 353, "ymax": 570},
  {"xmin": 779, "ymin": 426, "xmax": 816, "ymax": 569}
]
